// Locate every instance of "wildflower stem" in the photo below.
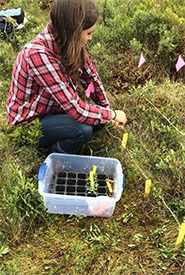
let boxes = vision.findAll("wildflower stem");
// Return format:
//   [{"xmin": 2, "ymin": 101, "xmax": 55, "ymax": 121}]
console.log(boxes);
[{"xmin": 159, "ymin": 195, "xmax": 180, "ymax": 227}]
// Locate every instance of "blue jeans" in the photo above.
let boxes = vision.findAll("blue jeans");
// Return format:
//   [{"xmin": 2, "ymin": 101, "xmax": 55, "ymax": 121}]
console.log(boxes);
[{"xmin": 39, "ymin": 114, "xmax": 105, "ymax": 153}]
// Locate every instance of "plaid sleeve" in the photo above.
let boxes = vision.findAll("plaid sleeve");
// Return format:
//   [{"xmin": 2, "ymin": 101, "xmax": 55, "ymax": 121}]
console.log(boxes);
[
  {"xmin": 79, "ymin": 53, "xmax": 110, "ymax": 109},
  {"xmin": 27, "ymin": 48, "xmax": 112, "ymax": 125}
]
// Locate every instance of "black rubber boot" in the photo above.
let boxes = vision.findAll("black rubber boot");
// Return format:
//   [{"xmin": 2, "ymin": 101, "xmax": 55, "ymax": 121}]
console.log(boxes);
[{"xmin": 48, "ymin": 141, "xmax": 67, "ymax": 154}]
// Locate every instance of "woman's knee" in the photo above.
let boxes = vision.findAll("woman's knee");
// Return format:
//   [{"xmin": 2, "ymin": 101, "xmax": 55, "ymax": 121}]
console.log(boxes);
[
  {"xmin": 79, "ymin": 123, "xmax": 93, "ymax": 143},
  {"xmin": 39, "ymin": 115, "xmax": 93, "ymax": 148}
]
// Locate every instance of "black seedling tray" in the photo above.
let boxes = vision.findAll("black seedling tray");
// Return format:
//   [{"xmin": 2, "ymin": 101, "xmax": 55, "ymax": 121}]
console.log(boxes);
[{"xmin": 53, "ymin": 171, "xmax": 113, "ymax": 197}]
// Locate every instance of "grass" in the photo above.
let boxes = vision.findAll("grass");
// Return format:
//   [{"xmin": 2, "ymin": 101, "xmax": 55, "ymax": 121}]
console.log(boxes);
[
  {"xmin": 1, "ymin": 79, "xmax": 184, "ymax": 275},
  {"xmin": 0, "ymin": 0, "xmax": 185, "ymax": 274},
  {"xmin": 0, "ymin": 220, "xmax": 177, "ymax": 274}
]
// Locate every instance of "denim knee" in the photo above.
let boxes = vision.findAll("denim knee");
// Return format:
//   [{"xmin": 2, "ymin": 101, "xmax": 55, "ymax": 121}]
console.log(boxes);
[
  {"xmin": 80, "ymin": 123, "xmax": 93, "ymax": 143},
  {"xmin": 39, "ymin": 115, "xmax": 93, "ymax": 150}
]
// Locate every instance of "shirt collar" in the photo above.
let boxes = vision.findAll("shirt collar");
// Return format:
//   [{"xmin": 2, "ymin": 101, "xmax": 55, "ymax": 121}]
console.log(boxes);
[{"xmin": 35, "ymin": 23, "xmax": 60, "ymax": 56}]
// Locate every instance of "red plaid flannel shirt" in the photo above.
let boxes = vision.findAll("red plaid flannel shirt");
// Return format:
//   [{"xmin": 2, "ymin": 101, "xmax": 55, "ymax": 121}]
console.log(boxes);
[{"xmin": 7, "ymin": 24, "xmax": 112, "ymax": 125}]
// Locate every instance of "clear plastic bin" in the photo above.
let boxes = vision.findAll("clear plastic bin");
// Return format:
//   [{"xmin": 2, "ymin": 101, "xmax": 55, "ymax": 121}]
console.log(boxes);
[{"xmin": 38, "ymin": 153, "xmax": 124, "ymax": 217}]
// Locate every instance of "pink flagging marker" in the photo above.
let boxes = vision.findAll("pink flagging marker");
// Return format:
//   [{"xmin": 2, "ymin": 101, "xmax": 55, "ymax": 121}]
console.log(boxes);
[
  {"xmin": 85, "ymin": 82, "xmax": 95, "ymax": 97},
  {"xmin": 175, "ymin": 55, "xmax": 185, "ymax": 72},
  {"xmin": 154, "ymin": 0, "xmax": 158, "ymax": 6},
  {"xmin": 138, "ymin": 52, "xmax": 146, "ymax": 68}
]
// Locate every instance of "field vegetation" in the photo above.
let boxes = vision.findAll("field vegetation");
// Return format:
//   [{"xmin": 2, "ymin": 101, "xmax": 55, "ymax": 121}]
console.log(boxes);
[{"xmin": 0, "ymin": 0, "xmax": 185, "ymax": 274}]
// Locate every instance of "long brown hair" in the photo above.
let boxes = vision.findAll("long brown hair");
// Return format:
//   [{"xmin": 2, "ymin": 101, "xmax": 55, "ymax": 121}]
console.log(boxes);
[{"xmin": 50, "ymin": 0, "xmax": 99, "ymax": 83}]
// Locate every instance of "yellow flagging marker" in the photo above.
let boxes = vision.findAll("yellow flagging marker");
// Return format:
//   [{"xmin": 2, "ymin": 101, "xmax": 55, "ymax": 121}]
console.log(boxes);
[
  {"xmin": 106, "ymin": 179, "xmax": 113, "ymax": 193},
  {"xmin": 144, "ymin": 179, "xmax": 152, "ymax": 198},
  {"xmin": 175, "ymin": 223, "xmax": 185, "ymax": 249},
  {"xmin": 89, "ymin": 171, "xmax": 95, "ymax": 188},
  {"xmin": 92, "ymin": 165, "xmax": 97, "ymax": 174},
  {"xmin": 122, "ymin": 133, "xmax": 128, "ymax": 149},
  {"xmin": 89, "ymin": 165, "xmax": 97, "ymax": 188}
]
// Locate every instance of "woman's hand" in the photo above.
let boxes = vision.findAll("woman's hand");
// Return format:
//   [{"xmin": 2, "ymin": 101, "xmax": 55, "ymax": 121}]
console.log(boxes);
[{"xmin": 111, "ymin": 110, "xmax": 127, "ymax": 128}]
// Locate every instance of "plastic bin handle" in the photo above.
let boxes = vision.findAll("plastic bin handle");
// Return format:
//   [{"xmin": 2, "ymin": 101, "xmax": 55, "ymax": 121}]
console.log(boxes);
[
  {"xmin": 37, "ymin": 163, "xmax": 46, "ymax": 181},
  {"xmin": 115, "ymin": 173, "xmax": 124, "ymax": 202},
  {"xmin": 122, "ymin": 175, "xmax": 125, "ymax": 191}
]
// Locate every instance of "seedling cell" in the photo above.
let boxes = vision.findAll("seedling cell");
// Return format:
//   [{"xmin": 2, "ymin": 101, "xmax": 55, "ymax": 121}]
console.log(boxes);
[{"xmin": 77, "ymin": 180, "xmax": 86, "ymax": 186}]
